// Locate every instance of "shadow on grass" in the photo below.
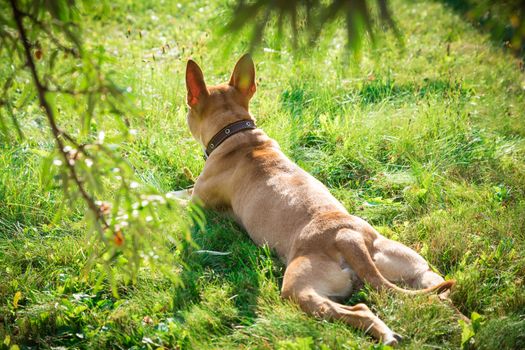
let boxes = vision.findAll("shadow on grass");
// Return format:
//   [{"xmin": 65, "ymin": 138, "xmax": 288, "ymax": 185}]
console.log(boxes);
[
  {"xmin": 172, "ymin": 210, "xmax": 284, "ymax": 335},
  {"xmin": 281, "ymin": 78, "xmax": 472, "ymax": 117},
  {"xmin": 354, "ymin": 78, "xmax": 472, "ymax": 104},
  {"xmin": 282, "ymin": 78, "xmax": 472, "ymax": 159}
]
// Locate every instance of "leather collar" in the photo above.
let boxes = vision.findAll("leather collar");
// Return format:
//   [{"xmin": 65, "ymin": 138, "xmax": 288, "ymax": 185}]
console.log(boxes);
[{"xmin": 205, "ymin": 119, "xmax": 256, "ymax": 158}]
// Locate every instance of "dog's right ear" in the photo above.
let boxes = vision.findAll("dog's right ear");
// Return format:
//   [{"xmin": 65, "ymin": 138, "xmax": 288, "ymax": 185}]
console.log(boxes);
[{"xmin": 186, "ymin": 59, "xmax": 208, "ymax": 108}]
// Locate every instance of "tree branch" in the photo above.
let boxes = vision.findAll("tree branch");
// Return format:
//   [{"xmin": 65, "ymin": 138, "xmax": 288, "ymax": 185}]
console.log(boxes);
[{"xmin": 9, "ymin": 0, "xmax": 109, "ymax": 233}]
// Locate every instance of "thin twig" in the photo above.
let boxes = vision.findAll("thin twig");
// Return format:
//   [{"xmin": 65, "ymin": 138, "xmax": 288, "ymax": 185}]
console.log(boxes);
[{"xmin": 19, "ymin": 10, "xmax": 80, "ymax": 57}]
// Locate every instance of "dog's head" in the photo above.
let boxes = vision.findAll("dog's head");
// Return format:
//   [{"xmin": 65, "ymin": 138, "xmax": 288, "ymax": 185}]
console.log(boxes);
[{"xmin": 185, "ymin": 54, "xmax": 256, "ymax": 147}]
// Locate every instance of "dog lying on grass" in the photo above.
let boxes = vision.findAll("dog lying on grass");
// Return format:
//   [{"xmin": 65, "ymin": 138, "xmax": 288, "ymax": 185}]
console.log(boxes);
[{"xmin": 181, "ymin": 54, "xmax": 455, "ymax": 345}]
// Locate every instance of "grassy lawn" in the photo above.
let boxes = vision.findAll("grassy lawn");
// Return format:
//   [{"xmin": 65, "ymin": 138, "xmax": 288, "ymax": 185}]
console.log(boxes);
[{"xmin": 1, "ymin": 0, "xmax": 525, "ymax": 349}]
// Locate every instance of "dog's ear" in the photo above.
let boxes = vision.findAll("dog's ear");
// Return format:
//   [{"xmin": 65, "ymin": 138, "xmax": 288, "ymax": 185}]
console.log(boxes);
[
  {"xmin": 186, "ymin": 59, "xmax": 208, "ymax": 107},
  {"xmin": 229, "ymin": 54, "xmax": 256, "ymax": 99}
]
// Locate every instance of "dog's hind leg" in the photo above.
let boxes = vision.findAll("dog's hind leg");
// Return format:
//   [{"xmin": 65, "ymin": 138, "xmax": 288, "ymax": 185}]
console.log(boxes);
[
  {"xmin": 334, "ymin": 229, "xmax": 454, "ymax": 295},
  {"xmin": 372, "ymin": 236, "xmax": 470, "ymax": 321},
  {"xmin": 372, "ymin": 236, "xmax": 447, "ymax": 290},
  {"xmin": 281, "ymin": 255, "xmax": 402, "ymax": 345}
]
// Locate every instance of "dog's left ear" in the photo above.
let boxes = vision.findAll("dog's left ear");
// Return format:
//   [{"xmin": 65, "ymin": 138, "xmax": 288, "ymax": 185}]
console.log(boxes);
[{"xmin": 229, "ymin": 54, "xmax": 256, "ymax": 99}]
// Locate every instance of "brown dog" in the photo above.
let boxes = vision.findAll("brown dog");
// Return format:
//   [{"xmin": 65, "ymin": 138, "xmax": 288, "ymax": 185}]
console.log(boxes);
[{"xmin": 183, "ymin": 54, "xmax": 454, "ymax": 345}]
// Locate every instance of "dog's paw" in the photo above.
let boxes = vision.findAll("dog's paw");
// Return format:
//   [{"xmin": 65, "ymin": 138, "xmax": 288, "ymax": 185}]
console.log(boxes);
[
  {"xmin": 394, "ymin": 333, "xmax": 404, "ymax": 342},
  {"xmin": 383, "ymin": 333, "xmax": 404, "ymax": 347},
  {"xmin": 166, "ymin": 188, "xmax": 193, "ymax": 206},
  {"xmin": 438, "ymin": 289, "xmax": 451, "ymax": 300}
]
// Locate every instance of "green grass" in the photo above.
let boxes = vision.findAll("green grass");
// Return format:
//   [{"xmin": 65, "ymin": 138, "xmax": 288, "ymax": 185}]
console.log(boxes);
[{"xmin": 1, "ymin": 0, "xmax": 525, "ymax": 348}]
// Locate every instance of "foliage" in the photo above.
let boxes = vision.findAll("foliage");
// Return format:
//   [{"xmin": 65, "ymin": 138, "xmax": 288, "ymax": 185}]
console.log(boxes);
[
  {"xmin": 224, "ymin": 0, "xmax": 525, "ymax": 59},
  {"xmin": 459, "ymin": 311, "xmax": 484, "ymax": 349},
  {"xmin": 225, "ymin": 0, "xmax": 401, "ymax": 55},
  {"xmin": 0, "ymin": 0, "xmax": 193, "ymax": 295},
  {"xmin": 442, "ymin": 0, "xmax": 525, "ymax": 58}
]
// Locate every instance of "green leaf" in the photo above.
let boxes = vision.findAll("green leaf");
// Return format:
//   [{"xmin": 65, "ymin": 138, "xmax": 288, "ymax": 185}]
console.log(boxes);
[
  {"xmin": 459, "ymin": 319, "xmax": 475, "ymax": 349},
  {"xmin": 13, "ymin": 291, "xmax": 22, "ymax": 309},
  {"xmin": 471, "ymin": 311, "xmax": 484, "ymax": 333},
  {"xmin": 73, "ymin": 305, "xmax": 88, "ymax": 315}
]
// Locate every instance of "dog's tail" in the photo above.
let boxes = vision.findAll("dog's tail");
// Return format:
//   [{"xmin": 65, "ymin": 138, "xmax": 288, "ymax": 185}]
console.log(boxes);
[{"xmin": 335, "ymin": 229, "xmax": 455, "ymax": 295}]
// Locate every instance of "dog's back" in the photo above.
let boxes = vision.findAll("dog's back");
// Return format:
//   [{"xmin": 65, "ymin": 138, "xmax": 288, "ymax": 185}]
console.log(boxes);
[{"xmin": 202, "ymin": 127, "xmax": 350, "ymax": 261}]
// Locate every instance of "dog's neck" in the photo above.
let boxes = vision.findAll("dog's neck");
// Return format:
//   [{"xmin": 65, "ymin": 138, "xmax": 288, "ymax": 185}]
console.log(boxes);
[
  {"xmin": 204, "ymin": 119, "xmax": 257, "ymax": 158},
  {"xmin": 199, "ymin": 108, "xmax": 254, "ymax": 144},
  {"xmin": 202, "ymin": 127, "xmax": 274, "ymax": 161}
]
